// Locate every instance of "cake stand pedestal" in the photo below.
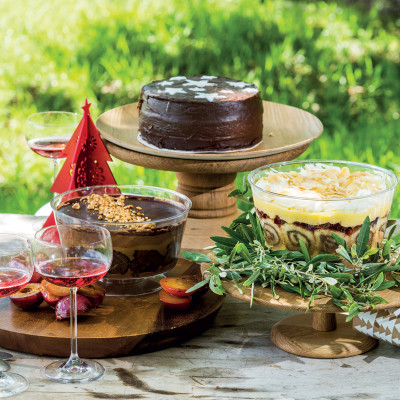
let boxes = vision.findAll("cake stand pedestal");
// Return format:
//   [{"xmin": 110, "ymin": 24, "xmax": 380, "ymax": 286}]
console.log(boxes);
[
  {"xmin": 212, "ymin": 272, "xmax": 400, "ymax": 358},
  {"xmin": 96, "ymin": 101, "xmax": 323, "ymax": 219}
]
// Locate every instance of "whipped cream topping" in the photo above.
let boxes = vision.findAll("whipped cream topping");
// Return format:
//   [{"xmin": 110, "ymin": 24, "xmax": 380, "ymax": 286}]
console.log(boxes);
[
  {"xmin": 256, "ymin": 164, "xmax": 387, "ymax": 199},
  {"xmin": 254, "ymin": 164, "xmax": 390, "ymax": 214}
]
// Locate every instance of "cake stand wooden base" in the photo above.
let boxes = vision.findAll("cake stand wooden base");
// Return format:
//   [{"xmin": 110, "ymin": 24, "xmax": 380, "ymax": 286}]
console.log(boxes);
[
  {"xmin": 271, "ymin": 313, "xmax": 378, "ymax": 358},
  {"xmin": 175, "ymin": 172, "xmax": 237, "ymax": 218}
]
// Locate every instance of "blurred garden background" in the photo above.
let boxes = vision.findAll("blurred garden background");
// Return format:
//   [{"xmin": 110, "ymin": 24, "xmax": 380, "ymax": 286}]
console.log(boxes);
[{"xmin": 0, "ymin": 0, "xmax": 399, "ymax": 215}]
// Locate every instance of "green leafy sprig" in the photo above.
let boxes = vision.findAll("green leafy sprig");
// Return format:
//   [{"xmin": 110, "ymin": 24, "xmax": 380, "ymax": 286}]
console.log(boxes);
[{"xmin": 183, "ymin": 183, "xmax": 400, "ymax": 321}]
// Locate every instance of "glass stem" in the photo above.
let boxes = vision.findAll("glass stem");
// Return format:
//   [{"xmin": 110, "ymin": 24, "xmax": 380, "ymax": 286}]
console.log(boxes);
[
  {"xmin": 52, "ymin": 159, "xmax": 61, "ymax": 194},
  {"xmin": 67, "ymin": 287, "xmax": 80, "ymax": 365},
  {"xmin": 52, "ymin": 159, "xmax": 58, "ymax": 183}
]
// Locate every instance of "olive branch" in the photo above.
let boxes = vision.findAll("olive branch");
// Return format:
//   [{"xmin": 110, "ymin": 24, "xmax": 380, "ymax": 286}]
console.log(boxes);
[{"xmin": 184, "ymin": 180, "xmax": 400, "ymax": 321}]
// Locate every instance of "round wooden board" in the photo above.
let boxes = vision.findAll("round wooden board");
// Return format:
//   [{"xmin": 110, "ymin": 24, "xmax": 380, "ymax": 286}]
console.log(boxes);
[
  {"xmin": 0, "ymin": 259, "xmax": 224, "ymax": 358},
  {"xmin": 95, "ymin": 101, "xmax": 323, "ymax": 162}
]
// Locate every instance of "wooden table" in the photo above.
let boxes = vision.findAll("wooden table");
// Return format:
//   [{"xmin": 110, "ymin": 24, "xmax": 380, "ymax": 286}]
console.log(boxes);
[{"xmin": 1, "ymin": 213, "xmax": 399, "ymax": 400}]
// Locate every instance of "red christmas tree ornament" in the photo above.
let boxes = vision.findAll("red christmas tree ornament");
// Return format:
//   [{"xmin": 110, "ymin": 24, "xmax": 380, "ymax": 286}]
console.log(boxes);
[{"xmin": 42, "ymin": 99, "xmax": 118, "ymax": 228}]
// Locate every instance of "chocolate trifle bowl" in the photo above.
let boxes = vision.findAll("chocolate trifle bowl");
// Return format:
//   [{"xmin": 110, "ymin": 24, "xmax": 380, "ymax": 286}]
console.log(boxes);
[
  {"xmin": 248, "ymin": 160, "xmax": 398, "ymax": 257},
  {"xmin": 51, "ymin": 185, "xmax": 191, "ymax": 295}
]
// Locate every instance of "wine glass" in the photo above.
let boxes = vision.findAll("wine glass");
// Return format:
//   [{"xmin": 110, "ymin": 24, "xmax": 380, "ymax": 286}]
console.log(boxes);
[
  {"xmin": 26, "ymin": 111, "xmax": 79, "ymax": 182},
  {"xmin": 0, "ymin": 234, "xmax": 33, "ymax": 397},
  {"xmin": 33, "ymin": 224, "xmax": 112, "ymax": 383}
]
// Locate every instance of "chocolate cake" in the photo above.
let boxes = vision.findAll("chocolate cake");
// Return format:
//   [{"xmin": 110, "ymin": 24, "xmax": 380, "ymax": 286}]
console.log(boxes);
[
  {"xmin": 56, "ymin": 194, "xmax": 186, "ymax": 279},
  {"xmin": 138, "ymin": 75, "xmax": 263, "ymax": 152}
]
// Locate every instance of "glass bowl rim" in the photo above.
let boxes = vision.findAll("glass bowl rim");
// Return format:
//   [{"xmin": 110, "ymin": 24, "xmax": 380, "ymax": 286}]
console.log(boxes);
[
  {"xmin": 51, "ymin": 184, "xmax": 192, "ymax": 226},
  {"xmin": 27, "ymin": 111, "xmax": 80, "ymax": 128},
  {"xmin": 34, "ymin": 223, "xmax": 111, "ymax": 247},
  {"xmin": 248, "ymin": 159, "xmax": 398, "ymax": 202}
]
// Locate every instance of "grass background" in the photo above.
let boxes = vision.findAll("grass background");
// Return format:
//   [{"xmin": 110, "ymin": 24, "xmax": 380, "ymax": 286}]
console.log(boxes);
[{"xmin": 0, "ymin": 0, "xmax": 399, "ymax": 215}]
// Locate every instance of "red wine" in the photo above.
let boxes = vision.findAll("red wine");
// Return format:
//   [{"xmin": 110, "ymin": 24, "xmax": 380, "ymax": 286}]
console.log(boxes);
[
  {"xmin": 37, "ymin": 257, "xmax": 109, "ymax": 287},
  {"xmin": 0, "ymin": 268, "xmax": 30, "ymax": 298},
  {"xmin": 27, "ymin": 136, "xmax": 69, "ymax": 159}
]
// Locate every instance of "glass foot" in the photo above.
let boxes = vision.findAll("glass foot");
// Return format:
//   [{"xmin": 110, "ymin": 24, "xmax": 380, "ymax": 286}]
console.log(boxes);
[
  {"xmin": 0, "ymin": 372, "xmax": 29, "ymax": 398},
  {"xmin": 43, "ymin": 359, "xmax": 105, "ymax": 383}
]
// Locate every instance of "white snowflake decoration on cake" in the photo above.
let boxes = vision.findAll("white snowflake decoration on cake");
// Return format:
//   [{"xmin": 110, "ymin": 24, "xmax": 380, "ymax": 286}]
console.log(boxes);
[
  {"xmin": 194, "ymin": 92, "xmax": 226, "ymax": 101},
  {"xmin": 183, "ymin": 79, "xmax": 215, "ymax": 88},
  {"xmin": 243, "ymin": 87, "xmax": 259, "ymax": 93},
  {"xmin": 158, "ymin": 88, "xmax": 187, "ymax": 95},
  {"xmin": 228, "ymin": 81, "xmax": 250, "ymax": 88}
]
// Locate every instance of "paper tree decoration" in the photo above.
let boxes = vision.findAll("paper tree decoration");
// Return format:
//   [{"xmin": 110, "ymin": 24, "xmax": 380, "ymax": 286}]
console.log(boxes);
[{"xmin": 42, "ymin": 99, "xmax": 117, "ymax": 227}]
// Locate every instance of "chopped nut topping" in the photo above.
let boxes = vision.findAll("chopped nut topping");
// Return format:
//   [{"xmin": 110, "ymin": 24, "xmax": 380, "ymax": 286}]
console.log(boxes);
[
  {"xmin": 72, "ymin": 203, "xmax": 80, "ymax": 210},
  {"xmin": 79, "ymin": 194, "xmax": 154, "ymax": 225}
]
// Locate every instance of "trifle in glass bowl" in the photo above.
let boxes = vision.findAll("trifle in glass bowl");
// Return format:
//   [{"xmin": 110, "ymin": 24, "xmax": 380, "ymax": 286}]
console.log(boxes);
[
  {"xmin": 51, "ymin": 185, "xmax": 191, "ymax": 295},
  {"xmin": 248, "ymin": 160, "xmax": 398, "ymax": 257}
]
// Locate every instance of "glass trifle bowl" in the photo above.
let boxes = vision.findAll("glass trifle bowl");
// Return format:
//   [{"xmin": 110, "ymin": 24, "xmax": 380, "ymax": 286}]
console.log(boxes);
[
  {"xmin": 51, "ymin": 185, "xmax": 191, "ymax": 295},
  {"xmin": 248, "ymin": 160, "xmax": 398, "ymax": 257}
]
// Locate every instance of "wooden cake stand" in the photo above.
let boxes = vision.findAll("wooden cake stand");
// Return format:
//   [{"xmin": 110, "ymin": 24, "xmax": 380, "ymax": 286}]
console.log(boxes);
[
  {"xmin": 213, "ymin": 272, "xmax": 400, "ymax": 358},
  {"xmin": 96, "ymin": 101, "xmax": 323, "ymax": 220}
]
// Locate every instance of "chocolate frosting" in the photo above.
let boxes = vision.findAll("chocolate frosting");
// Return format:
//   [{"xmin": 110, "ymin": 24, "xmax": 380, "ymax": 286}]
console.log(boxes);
[{"xmin": 138, "ymin": 75, "xmax": 263, "ymax": 152}]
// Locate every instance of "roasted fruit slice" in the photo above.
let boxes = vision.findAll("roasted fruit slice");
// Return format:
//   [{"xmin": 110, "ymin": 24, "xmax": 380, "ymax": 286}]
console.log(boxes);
[
  {"xmin": 40, "ymin": 286, "xmax": 62, "ymax": 307},
  {"xmin": 159, "ymin": 289, "xmax": 192, "ymax": 311},
  {"xmin": 160, "ymin": 275, "xmax": 201, "ymax": 298},
  {"xmin": 78, "ymin": 283, "xmax": 106, "ymax": 307},
  {"xmin": 55, "ymin": 294, "xmax": 93, "ymax": 321},
  {"xmin": 41, "ymin": 280, "xmax": 70, "ymax": 298},
  {"xmin": 10, "ymin": 283, "xmax": 43, "ymax": 310},
  {"xmin": 29, "ymin": 267, "xmax": 43, "ymax": 284}
]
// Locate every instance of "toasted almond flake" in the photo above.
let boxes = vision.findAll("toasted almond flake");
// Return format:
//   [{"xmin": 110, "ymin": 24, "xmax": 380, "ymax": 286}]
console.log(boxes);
[{"xmin": 257, "ymin": 164, "xmax": 386, "ymax": 199}]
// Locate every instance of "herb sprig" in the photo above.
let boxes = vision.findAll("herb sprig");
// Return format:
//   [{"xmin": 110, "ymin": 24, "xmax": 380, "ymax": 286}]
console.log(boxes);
[{"xmin": 184, "ymin": 182, "xmax": 400, "ymax": 321}]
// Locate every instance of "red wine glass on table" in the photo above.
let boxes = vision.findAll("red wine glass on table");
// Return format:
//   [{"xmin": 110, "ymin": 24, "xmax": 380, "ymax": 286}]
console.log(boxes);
[
  {"xmin": 26, "ymin": 111, "xmax": 79, "ymax": 183},
  {"xmin": 33, "ymin": 224, "xmax": 112, "ymax": 383},
  {"xmin": 0, "ymin": 234, "xmax": 33, "ymax": 397}
]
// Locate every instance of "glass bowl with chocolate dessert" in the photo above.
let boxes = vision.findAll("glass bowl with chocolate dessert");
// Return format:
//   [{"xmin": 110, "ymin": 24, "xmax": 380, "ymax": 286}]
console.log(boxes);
[
  {"xmin": 51, "ymin": 185, "xmax": 191, "ymax": 295},
  {"xmin": 248, "ymin": 160, "xmax": 398, "ymax": 257}
]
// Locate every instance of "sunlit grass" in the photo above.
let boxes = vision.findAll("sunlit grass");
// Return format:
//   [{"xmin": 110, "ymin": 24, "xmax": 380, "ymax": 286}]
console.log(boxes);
[{"xmin": 0, "ymin": 0, "xmax": 399, "ymax": 216}]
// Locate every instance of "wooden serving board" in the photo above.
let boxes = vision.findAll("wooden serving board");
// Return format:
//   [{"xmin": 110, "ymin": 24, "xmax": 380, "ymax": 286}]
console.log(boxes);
[{"xmin": 0, "ymin": 259, "xmax": 224, "ymax": 358}]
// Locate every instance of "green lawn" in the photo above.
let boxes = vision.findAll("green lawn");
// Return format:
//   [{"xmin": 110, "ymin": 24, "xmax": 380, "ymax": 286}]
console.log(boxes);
[{"xmin": 0, "ymin": 0, "xmax": 399, "ymax": 215}]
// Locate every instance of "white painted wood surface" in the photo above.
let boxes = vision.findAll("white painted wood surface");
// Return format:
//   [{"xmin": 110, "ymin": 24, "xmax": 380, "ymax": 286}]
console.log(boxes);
[{"xmin": 0, "ymin": 214, "xmax": 399, "ymax": 400}]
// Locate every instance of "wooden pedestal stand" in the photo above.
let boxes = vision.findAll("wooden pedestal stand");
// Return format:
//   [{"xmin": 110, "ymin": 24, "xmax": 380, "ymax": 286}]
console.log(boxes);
[
  {"xmin": 96, "ymin": 101, "xmax": 323, "ymax": 221},
  {"xmin": 215, "ymin": 275, "xmax": 400, "ymax": 358}
]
